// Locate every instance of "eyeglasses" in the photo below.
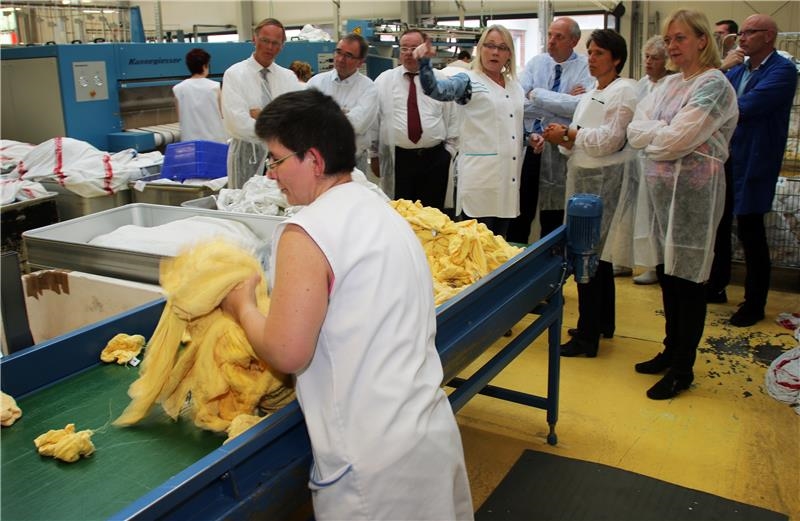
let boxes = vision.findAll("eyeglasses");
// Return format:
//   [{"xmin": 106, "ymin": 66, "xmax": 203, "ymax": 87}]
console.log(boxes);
[
  {"xmin": 737, "ymin": 29, "xmax": 768, "ymax": 38},
  {"xmin": 264, "ymin": 151, "xmax": 297, "ymax": 172},
  {"xmin": 256, "ymin": 37, "xmax": 283, "ymax": 47},
  {"xmin": 483, "ymin": 42, "xmax": 511, "ymax": 52},
  {"xmin": 334, "ymin": 48, "xmax": 360, "ymax": 60},
  {"xmin": 663, "ymin": 34, "xmax": 688, "ymax": 46}
]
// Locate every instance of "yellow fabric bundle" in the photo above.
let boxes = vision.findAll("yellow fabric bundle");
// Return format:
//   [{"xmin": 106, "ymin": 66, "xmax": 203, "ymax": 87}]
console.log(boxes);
[
  {"xmin": 100, "ymin": 333, "xmax": 146, "ymax": 364},
  {"xmin": 114, "ymin": 239, "xmax": 294, "ymax": 432},
  {"xmin": 224, "ymin": 413, "xmax": 267, "ymax": 444},
  {"xmin": 390, "ymin": 200, "xmax": 524, "ymax": 305},
  {"xmin": 34, "ymin": 423, "xmax": 94, "ymax": 463},
  {"xmin": 1, "ymin": 391, "xmax": 22, "ymax": 427}
]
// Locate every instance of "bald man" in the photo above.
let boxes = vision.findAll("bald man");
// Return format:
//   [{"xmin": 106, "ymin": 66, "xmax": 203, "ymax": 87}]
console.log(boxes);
[
  {"xmin": 512, "ymin": 17, "xmax": 594, "ymax": 243},
  {"xmin": 722, "ymin": 14, "xmax": 796, "ymax": 327}
]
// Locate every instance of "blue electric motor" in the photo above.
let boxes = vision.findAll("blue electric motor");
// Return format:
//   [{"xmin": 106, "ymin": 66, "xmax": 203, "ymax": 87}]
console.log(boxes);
[{"xmin": 566, "ymin": 193, "xmax": 603, "ymax": 283}]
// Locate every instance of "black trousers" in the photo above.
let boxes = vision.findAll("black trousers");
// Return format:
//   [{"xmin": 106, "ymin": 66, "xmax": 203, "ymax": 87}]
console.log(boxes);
[
  {"xmin": 539, "ymin": 209, "xmax": 565, "ymax": 238},
  {"xmin": 657, "ymin": 265, "xmax": 706, "ymax": 375},
  {"xmin": 394, "ymin": 143, "xmax": 451, "ymax": 211},
  {"xmin": 474, "ymin": 216, "xmax": 512, "ymax": 239},
  {"xmin": 507, "ymin": 146, "xmax": 541, "ymax": 244},
  {"xmin": 707, "ymin": 159, "xmax": 733, "ymax": 293},
  {"xmin": 737, "ymin": 213, "xmax": 770, "ymax": 311},
  {"xmin": 575, "ymin": 260, "xmax": 615, "ymax": 343}
]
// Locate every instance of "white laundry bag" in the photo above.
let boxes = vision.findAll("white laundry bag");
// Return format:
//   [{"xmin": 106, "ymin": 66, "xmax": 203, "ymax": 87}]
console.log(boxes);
[{"xmin": 14, "ymin": 137, "xmax": 156, "ymax": 198}]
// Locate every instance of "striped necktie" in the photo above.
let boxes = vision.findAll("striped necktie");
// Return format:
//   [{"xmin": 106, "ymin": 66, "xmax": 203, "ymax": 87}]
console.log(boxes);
[
  {"xmin": 552, "ymin": 63, "xmax": 562, "ymax": 92},
  {"xmin": 532, "ymin": 63, "xmax": 564, "ymax": 134},
  {"xmin": 260, "ymin": 67, "xmax": 272, "ymax": 105}
]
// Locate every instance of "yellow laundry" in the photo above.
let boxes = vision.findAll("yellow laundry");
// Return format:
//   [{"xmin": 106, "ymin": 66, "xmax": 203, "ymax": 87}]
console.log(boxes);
[
  {"xmin": 391, "ymin": 200, "xmax": 524, "ymax": 305},
  {"xmin": 100, "ymin": 333, "xmax": 146, "ymax": 364},
  {"xmin": 34, "ymin": 424, "xmax": 94, "ymax": 463},
  {"xmin": 114, "ymin": 239, "xmax": 294, "ymax": 433},
  {"xmin": 224, "ymin": 413, "xmax": 267, "ymax": 444},
  {"xmin": 1, "ymin": 391, "xmax": 22, "ymax": 427}
]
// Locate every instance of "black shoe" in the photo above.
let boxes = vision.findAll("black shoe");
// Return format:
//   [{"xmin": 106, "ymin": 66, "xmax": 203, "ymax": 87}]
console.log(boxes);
[
  {"xmin": 706, "ymin": 288, "xmax": 728, "ymax": 304},
  {"xmin": 635, "ymin": 352, "xmax": 670, "ymax": 374},
  {"xmin": 567, "ymin": 327, "xmax": 614, "ymax": 339},
  {"xmin": 729, "ymin": 305, "xmax": 765, "ymax": 327},
  {"xmin": 560, "ymin": 337, "xmax": 598, "ymax": 358},
  {"xmin": 646, "ymin": 370, "xmax": 693, "ymax": 400}
]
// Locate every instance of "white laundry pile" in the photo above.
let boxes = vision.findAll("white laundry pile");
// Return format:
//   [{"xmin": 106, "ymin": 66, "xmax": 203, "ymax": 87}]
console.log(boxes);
[
  {"xmin": 88, "ymin": 215, "xmax": 268, "ymax": 265},
  {"xmin": 215, "ymin": 168, "xmax": 388, "ymax": 216},
  {"xmin": 13, "ymin": 137, "xmax": 163, "ymax": 197},
  {"xmin": 295, "ymin": 24, "xmax": 333, "ymax": 42},
  {"xmin": 0, "ymin": 176, "xmax": 50, "ymax": 205},
  {"xmin": 765, "ymin": 345, "xmax": 800, "ymax": 415},
  {"xmin": 1, "ymin": 140, "xmax": 35, "ymax": 173}
]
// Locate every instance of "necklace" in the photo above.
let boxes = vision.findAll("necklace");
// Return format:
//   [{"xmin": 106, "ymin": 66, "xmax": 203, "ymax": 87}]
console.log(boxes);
[{"xmin": 682, "ymin": 67, "xmax": 709, "ymax": 81}]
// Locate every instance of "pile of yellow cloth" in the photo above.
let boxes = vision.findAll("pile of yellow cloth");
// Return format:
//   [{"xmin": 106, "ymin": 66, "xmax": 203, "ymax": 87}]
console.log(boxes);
[
  {"xmin": 391, "ymin": 200, "xmax": 524, "ymax": 305},
  {"xmin": 114, "ymin": 239, "xmax": 294, "ymax": 433},
  {"xmin": 34, "ymin": 424, "xmax": 94, "ymax": 463},
  {"xmin": 100, "ymin": 333, "xmax": 146, "ymax": 364},
  {"xmin": 1, "ymin": 391, "xmax": 22, "ymax": 427}
]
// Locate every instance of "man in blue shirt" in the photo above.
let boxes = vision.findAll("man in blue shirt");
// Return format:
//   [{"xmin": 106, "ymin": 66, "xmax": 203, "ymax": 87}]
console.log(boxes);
[{"xmin": 509, "ymin": 17, "xmax": 594, "ymax": 243}]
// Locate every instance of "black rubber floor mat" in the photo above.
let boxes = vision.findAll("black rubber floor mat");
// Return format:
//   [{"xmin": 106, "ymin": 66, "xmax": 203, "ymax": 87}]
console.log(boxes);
[{"xmin": 476, "ymin": 450, "xmax": 788, "ymax": 521}]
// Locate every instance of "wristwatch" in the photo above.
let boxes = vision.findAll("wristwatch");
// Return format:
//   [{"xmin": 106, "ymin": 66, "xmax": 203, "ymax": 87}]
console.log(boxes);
[{"xmin": 562, "ymin": 126, "xmax": 570, "ymax": 142}]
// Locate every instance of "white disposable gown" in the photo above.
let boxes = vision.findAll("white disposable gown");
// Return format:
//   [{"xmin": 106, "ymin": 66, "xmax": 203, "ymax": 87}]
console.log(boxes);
[
  {"xmin": 627, "ymin": 70, "xmax": 738, "ymax": 282},
  {"xmin": 561, "ymin": 77, "xmax": 638, "ymax": 263}
]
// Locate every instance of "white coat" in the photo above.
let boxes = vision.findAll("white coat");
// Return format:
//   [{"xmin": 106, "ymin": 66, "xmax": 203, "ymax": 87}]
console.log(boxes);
[
  {"xmin": 418, "ymin": 60, "xmax": 525, "ymax": 218},
  {"xmin": 221, "ymin": 55, "xmax": 302, "ymax": 188}
]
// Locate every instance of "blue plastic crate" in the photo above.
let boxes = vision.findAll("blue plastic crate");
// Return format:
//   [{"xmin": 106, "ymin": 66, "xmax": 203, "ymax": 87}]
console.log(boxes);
[{"xmin": 161, "ymin": 140, "xmax": 228, "ymax": 181}]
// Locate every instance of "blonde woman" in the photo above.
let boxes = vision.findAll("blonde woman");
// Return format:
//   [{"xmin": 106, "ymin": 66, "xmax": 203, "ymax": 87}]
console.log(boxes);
[
  {"xmin": 413, "ymin": 25, "xmax": 535, "ymax": 238},
  {"xmin": 627, "ymin": 10, "xmax": 738, "ymax": 400}
]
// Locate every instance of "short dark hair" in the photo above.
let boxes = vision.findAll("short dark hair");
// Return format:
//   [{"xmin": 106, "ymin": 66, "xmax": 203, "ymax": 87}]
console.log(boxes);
[
  {"xmin": 457, "ymin": 50, "xmax": 471, "ymax": 60},
  {"xmin": 400, "ymin": 29, "xmax": 427, "ymax": 42},
  {"xmin": 255, "ymin": 90, "xmax": 355, "ymax": 175},
  {"xmin": 715, "ymin": 19, "xmax": 738, "ymax": 35},
  {"xmin": 340, "ymin": 33, "xmax": 368, "ymax": 59},
  {"xmin": 185, "ymin": 48, "xmax": 210, "ymax": 75},
  {"xmin": 587, "ymin": 29, "xmax": 627, "ymax": 74}
]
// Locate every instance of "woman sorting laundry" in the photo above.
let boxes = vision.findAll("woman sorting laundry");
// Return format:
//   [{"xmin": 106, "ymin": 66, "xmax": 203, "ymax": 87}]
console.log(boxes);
[
  {"xmin": 541, "ymin": 29, "xmax": 638, "ymax": 358},
  {"xmin": 221, "ymin": 89, "xmax": 473, "ymax": 520},
  {"xmin": 627, "ymin": 9, "xmax": 738, "ymax": 400}
]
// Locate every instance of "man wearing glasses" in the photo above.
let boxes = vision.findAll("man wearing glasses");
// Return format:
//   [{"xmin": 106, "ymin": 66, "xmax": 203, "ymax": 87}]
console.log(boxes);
[
  {"xmin": 307, "ymin": 34, "xmax": 379, "ymax": 182},
  {"xmin": 221, "ymin": 18, "xmax": 302, "ymax": 189},
  {"xmin": 509, "ymin": 17, "xmax": 594, "ymax": 244},
  {"xmin": 719, "ymin": 14, "xmax": 797, "ymax": 327},
  {"xmin": 373, "ymin": 29, "xmax": 459, "ymax": 211}
]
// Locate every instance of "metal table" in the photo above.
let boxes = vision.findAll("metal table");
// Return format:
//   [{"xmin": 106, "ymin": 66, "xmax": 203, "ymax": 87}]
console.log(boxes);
[{"xmin": 1, "ymin": 227, "xmax": 568, "ymax": 520}]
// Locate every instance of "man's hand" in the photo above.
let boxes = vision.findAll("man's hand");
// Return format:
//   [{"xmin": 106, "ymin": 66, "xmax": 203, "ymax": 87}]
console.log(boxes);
[
  {"xmin": 249, "ymin": 108, "xmax": 261, "ymax": 119},
  {"xmin": 413, "ymin": 39, "xmax": 436, "ymax": 60},
  {"xmin": 721, "ymin": 47, "xmax": 745, "ymax": 72},
  {"xmin": 569, "ymin": 85, "xmax": 586, "ymax": 96},
  {"xmin": 528, "ymin": 133, "xmax": 545, "ymax": 154}
]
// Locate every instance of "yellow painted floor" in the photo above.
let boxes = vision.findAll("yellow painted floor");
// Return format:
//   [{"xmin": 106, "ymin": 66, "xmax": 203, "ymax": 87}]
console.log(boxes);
[{"xmin": 455, "ymin": 274, "xmax": 800, "ymax": 519}]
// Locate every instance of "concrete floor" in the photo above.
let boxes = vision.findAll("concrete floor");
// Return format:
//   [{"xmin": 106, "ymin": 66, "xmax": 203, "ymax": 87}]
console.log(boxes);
[{"xmin": 455, "ymin": 273, "xmax": 800, "ymax": 519}]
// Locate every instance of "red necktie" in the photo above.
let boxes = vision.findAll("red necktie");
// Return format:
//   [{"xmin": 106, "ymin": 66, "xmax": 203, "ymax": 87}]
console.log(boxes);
[{"xmin": 405, "ymin": 72, "xmax": 422, "ymax": 144}]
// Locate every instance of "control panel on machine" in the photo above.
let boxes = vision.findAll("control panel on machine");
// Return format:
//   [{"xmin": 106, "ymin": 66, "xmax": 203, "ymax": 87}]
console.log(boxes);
[{"xmin": 72, "ymin": 61, "xmax": 109, "ymax": 102}]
